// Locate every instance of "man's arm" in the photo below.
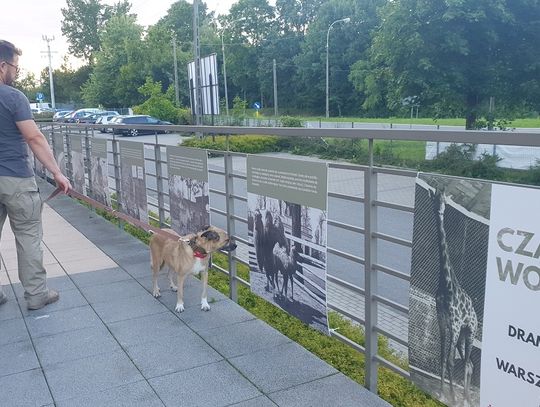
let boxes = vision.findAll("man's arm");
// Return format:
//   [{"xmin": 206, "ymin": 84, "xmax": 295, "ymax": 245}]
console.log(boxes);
[{"xmin": 16, "ymin": 120, "xmax": 71, "ymax": 193}]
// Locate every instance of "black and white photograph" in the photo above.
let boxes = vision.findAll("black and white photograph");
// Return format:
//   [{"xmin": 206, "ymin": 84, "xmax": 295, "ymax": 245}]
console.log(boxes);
[
  {"xmin": 409, "ymin": 174, "xmax": 490, "ymax": 407},
  {"xmin": 119, "ymin": 140, "xmax": 148, "ymax": 223},
  {"xmin": 246, "ymin": 155, "xmax": 329, "ymax": 334},
  {"xmin": 89, "ymin": 137, "xmax": 110, "ymax": 206},
  {"xmin": 51, "ymin": 133, "xmax": 66, "ymax": 177},
  {"xmin": 248, "ymin": 194, "xmax": 328, "ymax": 333},
  {"xmin": 167, "ymin": 146, "xmax": 209, "ymax": 236},
  {"xmin": 70, "ymin": 134, "xmax": 86, "ymax": 194},
  {"xmin": 169, "ymin": 176, "xmax": 209, "ymax": 236}
]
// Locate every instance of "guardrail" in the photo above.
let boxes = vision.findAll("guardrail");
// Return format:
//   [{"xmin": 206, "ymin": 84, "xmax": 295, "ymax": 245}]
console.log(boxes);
[{"xmin": 36, "ymin": 122, "xmax": 540, "ymax": 395}]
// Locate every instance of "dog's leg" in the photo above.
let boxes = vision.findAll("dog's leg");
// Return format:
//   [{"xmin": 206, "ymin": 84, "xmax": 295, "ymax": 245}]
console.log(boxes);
[
  {"xmin": 151, "ymin": 257, "xmax": 162, "ymax": 298},
  {"xmin": 167, "ymin": 267, "xmax": 178, "ymax": 291},
  {"xmin": 175, "ymin": 273, "xmax": 188, "ymax": 312},
  {"xmin": 200, "ymin": 270, "xmax": 210, "ymax": 311}
]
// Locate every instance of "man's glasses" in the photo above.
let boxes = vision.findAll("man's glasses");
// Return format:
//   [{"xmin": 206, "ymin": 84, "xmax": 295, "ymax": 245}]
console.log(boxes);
[{"xmin": 2, "ymin": 61, "xmax": 19, "ymax": 73}]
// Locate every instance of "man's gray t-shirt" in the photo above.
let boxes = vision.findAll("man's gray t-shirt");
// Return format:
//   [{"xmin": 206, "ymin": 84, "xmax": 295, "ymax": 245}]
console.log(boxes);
[{"xmin": 0, "ymin": 84, "xmax": 33, "ymax": 177}]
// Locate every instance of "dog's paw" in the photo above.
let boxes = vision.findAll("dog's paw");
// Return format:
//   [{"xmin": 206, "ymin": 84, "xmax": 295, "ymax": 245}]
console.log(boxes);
[
  {"xmin": 175, "ymin": 302, "xmax": 185, "ymax": 312},
  {"xmin": 170, "ymin": 284, "xmax": 178, "ymax": 292},
  {"xmin": 153, "ymin": 288, "xmax": 161, "ymax": 298},
  {"xmin": 201, "ymin": 298, "xmax": 211, "ymax": 311}
]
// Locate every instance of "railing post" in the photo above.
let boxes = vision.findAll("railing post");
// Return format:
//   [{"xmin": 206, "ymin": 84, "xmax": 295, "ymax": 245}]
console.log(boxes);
[
  {"xmin": 111, "ymin": 133, "xmax": 124, "ymax": 229},
  {"xmin": 66, "ymin": 131, "xmax": 73, "ymax": 183},
  {"xmin": 223, "ymin": 142, "xmax": 238, "ymax": 302},
  {"xmin": 85, "ymin": 127, "xmax": 92, "ymax": 197},
  {"xmin": 154, "ymin": 132, "xmax": 166, "ymax": 227},
  {"xmin": 364, "ymin": 138, "xmax": 379, "ymax": 391}
]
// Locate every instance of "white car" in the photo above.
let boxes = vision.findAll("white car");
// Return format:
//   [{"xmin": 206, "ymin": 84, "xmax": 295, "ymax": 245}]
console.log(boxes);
[{"xmin": 96, "ymin": 114, "xmax": 123, "ymax": 133}]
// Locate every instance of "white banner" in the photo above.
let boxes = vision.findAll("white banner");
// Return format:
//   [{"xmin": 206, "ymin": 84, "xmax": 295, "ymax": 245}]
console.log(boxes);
[{"xmin": 481, "ymin": 184, "xmax": 540, "ymax": 406}]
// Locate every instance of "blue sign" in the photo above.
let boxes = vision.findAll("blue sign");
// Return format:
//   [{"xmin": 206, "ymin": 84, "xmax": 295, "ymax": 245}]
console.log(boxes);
[
  {"xmin": 36, "ymin": 92, "xmax": 44, "ymax": 101},
  {"xmin": 253, "ymin": 102, "xmax": 261, "ymax": 110}
]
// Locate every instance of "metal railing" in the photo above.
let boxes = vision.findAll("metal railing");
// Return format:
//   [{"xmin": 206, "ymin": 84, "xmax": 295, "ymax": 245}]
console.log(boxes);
[{"xmin": 36, "ymin": 121, "xmax": 540, "ymax": 395}]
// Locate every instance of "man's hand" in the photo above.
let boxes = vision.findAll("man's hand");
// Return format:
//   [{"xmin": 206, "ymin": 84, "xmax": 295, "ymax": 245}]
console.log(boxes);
[{"xmin": 53, "ymin": 172, "xmax": 71, "ymax": 193}]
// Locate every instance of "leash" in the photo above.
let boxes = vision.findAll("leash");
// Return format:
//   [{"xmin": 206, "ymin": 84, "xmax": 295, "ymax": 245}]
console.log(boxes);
[{"xmin": 44, "ymin": 187, "xmax": 181, "ymax": 242}]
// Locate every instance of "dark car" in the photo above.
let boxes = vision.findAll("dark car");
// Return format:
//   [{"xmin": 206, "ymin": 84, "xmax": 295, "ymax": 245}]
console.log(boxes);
[{"xmin": 112, "ymin": 115, "xmax": 172, "ymax": 136}]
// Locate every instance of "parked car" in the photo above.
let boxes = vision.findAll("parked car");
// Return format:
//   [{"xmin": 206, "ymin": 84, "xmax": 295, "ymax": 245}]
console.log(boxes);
[
  {"xmin": 95, "ymin": 114, "xmax": 120, "ymax": 133},
  {"xmin": 112, "ymin": 115, "xmax": 172, "ymax": 136},
  {"xmin": 53, "ymin": 110, "xmax": 73, "ymax": 121},
  {"xmin": 63, "ymin": 108, "xmax": 102, "ymax": 123}
]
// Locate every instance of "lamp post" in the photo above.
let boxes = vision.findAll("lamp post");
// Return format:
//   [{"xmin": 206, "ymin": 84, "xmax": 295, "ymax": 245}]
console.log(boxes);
[
  {"xmin": 220, "ymin": 31, "xmax": 230, "ymax": 117},
  {"xmin": 326, "ymin": 17, "xmax": 350, "ymax": 118}
]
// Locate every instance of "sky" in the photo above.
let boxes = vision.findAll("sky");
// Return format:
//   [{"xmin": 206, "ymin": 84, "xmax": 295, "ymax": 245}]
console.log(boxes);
[{"xmin": 1, "ymin": 0, "xmax": 238, "ymax": 77}]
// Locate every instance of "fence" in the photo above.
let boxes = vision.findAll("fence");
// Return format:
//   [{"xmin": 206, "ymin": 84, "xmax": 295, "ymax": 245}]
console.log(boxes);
[{"xmin": 35, "ymin": 122, "xmax": 540, "ymax": 397}]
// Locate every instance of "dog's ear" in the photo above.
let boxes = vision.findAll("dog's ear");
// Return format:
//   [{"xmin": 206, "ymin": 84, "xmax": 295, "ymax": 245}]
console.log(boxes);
[
  {"xmin": 199, "ymin": 225, "xmax": 211, "ymax": 231},
  {"xmin": 201, "ymin": 230, "xmax": 220, "ymax": 241}
]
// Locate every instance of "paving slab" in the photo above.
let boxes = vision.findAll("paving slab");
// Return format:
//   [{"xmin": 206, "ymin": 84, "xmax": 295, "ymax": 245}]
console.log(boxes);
[
  {"xmin": 149, "ymin": 360, "xmax": 262, "ymax": 407},
  {"xmin": 0, "ymin": 369, "xmax": 53, "ymax": 407},
  {"xmin": 55, "ymin": 381, "xmax": 164, "ymax": 407},
  {"xmin": 33, "ymin": 325, "xmax": 122, "ymax": 367},
  {"xmin": 229, "ymin": 341, "xmax": 337, "ymax": 394},
  {"xmin": 268, "ymin": 373, "xmax": 392, "ymax": 407},
  {"xmin": 44, "ymin": 351, "xmax": 144, "ymax": 402},
  {"xmin": 0, "ymin": 340, "xmax": 40, "ymax": 377}
]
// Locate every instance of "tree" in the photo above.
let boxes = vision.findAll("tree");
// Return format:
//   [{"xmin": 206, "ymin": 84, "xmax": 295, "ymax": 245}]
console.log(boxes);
[
  {"xmin": 39, "ymin": 58, "xmax": 91, "ymax": 105},
  {"xmin": 82, "ymin": 15, "xmax": 145, "ymax": 107},
  {"xmin": 351, "ymin": 0, "xmax": 540, "ymax": 128},
  {"xmin": 223, "ymin": 0, "xmax": 276, "ymax": 105},
  {"xmin": 293, "ymin": 0, "xmax": 382, "ymax": 115},
  {"xmin": 61, "ymin": 0, "xmax": 132, "ymax": 63}
]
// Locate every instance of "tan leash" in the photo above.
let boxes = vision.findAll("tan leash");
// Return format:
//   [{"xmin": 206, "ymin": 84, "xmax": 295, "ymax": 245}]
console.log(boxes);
[{"xmin": 44, "ymin": 187, "xmax": 181, "ymax": 241}]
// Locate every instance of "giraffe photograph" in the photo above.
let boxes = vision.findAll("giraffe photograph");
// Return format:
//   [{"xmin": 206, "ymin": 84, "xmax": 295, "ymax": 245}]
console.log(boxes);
[{"xmin": 409, "ymin": 174, "xmax": 491, "ymax": 407}]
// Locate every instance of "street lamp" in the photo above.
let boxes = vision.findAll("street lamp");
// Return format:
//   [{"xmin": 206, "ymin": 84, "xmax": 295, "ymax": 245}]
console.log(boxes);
[{"xmin": 326, "ymin": 17, "xmax": 350, "ymax": 118}]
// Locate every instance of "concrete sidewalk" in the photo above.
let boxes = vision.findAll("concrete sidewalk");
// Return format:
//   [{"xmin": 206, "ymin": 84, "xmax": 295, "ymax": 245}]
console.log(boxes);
[{"xmin": 0, "ymin": 180, "xmax": 390, "ymax": 407}]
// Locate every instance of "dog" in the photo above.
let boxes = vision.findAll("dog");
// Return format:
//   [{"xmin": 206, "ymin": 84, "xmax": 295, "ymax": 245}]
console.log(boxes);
[
  {"xmin": 273, "ymin": 243, "xmax": 298, "ymax": 299},
  {"xmin": 150, "ymin": 225, "xmax": 236, "ymax": 312}
]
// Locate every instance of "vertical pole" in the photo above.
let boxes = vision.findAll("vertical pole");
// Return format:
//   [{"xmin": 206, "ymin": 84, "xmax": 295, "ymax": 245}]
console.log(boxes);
[
  {"xmin": 221, "ymin": 32, "xmax": 229, "ymax": 117},
  {"xmin": 192, "ymin": 0, "xmax": 203, "ymax": 127},
  {"xmin": 325, "ymin": 27, "xmax": 330, "ymax": 119},
  {"xmin": 223, "ymin": 143, "xmax": 237, "ymax": 302},
  {"xmin": 209, "ymin": 74, "xmax": 215, "ymax": 128},
  {"xmin": 85, "ymin": 127, "xmax": 92, "ymax": 198},
  {"xmin": 273, "ymin": 58, "xmax": 278, "ymax": 117},
  {"xmin": 154, "ymin": 132, "xmax": 165, "ymax": 227},
  {"xmin": 42, "ymin": 36, "xmax": 56, "ymax": 109},
  {"xmin": 364, "ymin": 138, "xmax": 378, "ymax": 392},
  {"xmin": 112, "ymin": 134, "xmax": 123, "ymax": 217},
  {"xmin": 172, "ymin": 33, "xmax": 180, "ymax": 107}
]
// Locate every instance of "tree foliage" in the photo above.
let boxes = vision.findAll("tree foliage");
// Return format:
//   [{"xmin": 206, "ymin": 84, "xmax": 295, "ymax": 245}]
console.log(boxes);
[
  {"xmin": 61, "ymin": 0, "xmax": 132, "ymax": 63},
  {"xmin": 351, "ymin": 0, "xmax": 540, "ymax": 127},
  {"xmin": 49, "ymin": 0, "xmax": 540, "ymax": 124}
]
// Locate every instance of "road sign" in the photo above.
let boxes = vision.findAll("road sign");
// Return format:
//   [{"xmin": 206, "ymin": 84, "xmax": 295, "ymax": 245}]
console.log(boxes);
[
  {"xmin": 36, "ymin": 92, "xmax": 44, "ymax": 101},
  {"xmin": 253, "ymin": 102, "xmax": 261, "ymax": 110}
]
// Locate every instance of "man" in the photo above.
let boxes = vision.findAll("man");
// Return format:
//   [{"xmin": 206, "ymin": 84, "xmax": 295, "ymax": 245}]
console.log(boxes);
[{"xmin": 0, "ymin": 40, "xmax": 71, "ymax": 310}]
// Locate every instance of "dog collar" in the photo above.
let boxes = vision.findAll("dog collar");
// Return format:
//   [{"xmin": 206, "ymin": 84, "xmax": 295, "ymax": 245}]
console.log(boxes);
[{"xmin": 193, "ymin": 250, "xmax": 207, "ymax": 259}]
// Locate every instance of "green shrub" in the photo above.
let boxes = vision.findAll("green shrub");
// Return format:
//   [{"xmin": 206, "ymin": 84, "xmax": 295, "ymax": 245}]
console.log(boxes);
[
  {"xmin": 182, "ymin": 135, "xmax": 280, "ymax": 154},
  {"xmin": 280, "ymin": 116, "xmax": 303, "ymax": 127}
]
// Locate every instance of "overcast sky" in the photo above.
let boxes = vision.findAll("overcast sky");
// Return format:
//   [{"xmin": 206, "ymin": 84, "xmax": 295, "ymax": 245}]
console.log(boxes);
[{"xmin": 1, "ymin": 0, "xmax": 239, "ymax": 77}]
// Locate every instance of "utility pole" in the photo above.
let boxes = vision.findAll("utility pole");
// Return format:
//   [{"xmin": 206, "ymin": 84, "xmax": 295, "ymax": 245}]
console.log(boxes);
[
  {"xmin": 171, "ymin": 32, "xmax": 180, "ymax": 107},
  {"xmin": 273, "ymin": 59, "xmax": 278, "ymax": 117},
  {"xmin": 42, "ymin": 35, "xmax": 56, "ymax": 109},
  {"xmin": 192, "ymin": 0, "xmax": 203, "ymax": 126}
]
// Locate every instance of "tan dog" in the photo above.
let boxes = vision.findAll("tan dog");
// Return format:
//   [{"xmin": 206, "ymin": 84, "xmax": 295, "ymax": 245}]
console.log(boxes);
[{"xmin": 150, "ymin": 225, "xmax": 236, "ymax": 312}]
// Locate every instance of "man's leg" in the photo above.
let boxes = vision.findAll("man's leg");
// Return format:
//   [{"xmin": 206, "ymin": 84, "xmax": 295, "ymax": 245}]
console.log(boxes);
[
  {"xmin": 1, "ymin": 177, "xmax": 54, "ymax": 308},
  {"xmin": 0, "ymin": 197, "xmax": 8, "ymax": 304}
]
